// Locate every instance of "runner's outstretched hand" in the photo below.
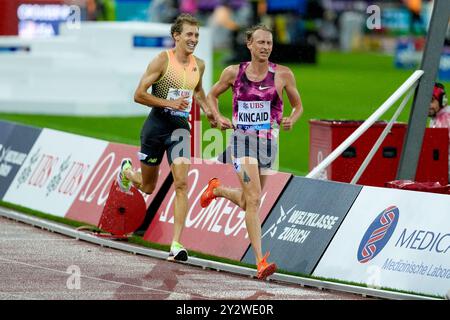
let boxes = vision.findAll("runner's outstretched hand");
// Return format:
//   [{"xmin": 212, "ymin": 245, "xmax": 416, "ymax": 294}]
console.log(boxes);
[
  {"xmin": 281, "ymin": 117, "xmax": 295, "ymax": 131},
  {"xmin": 169, "ymin": 97, "xmax": 190, "ymax": 110},
  {"xmin": 205, "ymin": 111, "xmax": 218, "ymax": 128},
  {"xmin": 217, "ymin": 116, "xmax": 233, "ymax": 130}
]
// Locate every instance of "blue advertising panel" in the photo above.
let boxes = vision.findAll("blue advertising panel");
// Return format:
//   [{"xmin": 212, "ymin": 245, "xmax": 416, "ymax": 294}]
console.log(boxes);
[
  {"xmin": 267, "ymin": 0, "xmax": 307, "ymax": 14},
  {"xmin": 395, "ymin": 38, "xmax": 420, "ymax": 69},
  {"xmin": 438, "ymin": 48, "xmax": 450, "ymax": 82},
  {"xmin": 0, "ymin": 120, "xmax": 17, "ymax": 199},
  {"xmin": 242, "ymin": 177, "xmax": 362, "ymax": 275},
  {"xmin": 133, "ymin": 36, "xmax": 174, "ymax": 48},
  {"xmin": 0, "ymin": 120, "xmax": 15, "ymax": 149},
  {"xmin": 0, "ymin": 121, "xmax": 42, "ymax": 199}
]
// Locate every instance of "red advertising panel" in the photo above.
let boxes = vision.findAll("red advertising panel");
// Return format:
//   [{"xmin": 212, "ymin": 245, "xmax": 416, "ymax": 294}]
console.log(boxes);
[
  {"xmin": 189, "ymin": 99, "xmax": 201, "ymax": 158},
  {"xmin": 0, "ymin": 0, "xmax": 65, "ymax": 36},
  {"xmin": 144, "ymin": 159, "xmax": 291, "ymax": 260},
  {"xmin": 66, "ymin": 142, "xmax": 171, "ymax": 226}
]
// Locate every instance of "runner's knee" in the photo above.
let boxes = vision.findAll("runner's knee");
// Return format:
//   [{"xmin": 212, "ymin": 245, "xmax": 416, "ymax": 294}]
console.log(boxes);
[
  {"xmin": 174, "ymin": 179, "xmax": 188, "ymax": 193},
  {"xmin": 240, "ymin": 194, "xmax": 247, "ymax": 210},
  {"xmin": 244, "ymin": 193, "xmax": 260, "ymax": 210}
]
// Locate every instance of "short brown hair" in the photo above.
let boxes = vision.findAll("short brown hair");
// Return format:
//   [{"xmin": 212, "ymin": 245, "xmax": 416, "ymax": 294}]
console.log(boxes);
[
  {"xmin": 170, "ymin": 14, "xmax": 199, "ymax": 38},
  {"xmin": 245, "ymin": 24, "xmax": 273, "ymax": 42}
]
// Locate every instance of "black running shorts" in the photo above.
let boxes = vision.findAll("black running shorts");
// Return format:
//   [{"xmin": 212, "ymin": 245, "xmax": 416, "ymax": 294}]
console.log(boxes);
[
  {"xmin": 218, "ymin": 130, "xmax": 278, "ymax": 169},
  {"xmin": 139, "ymin": 108, "xmax": 191, "ymax": 166}
]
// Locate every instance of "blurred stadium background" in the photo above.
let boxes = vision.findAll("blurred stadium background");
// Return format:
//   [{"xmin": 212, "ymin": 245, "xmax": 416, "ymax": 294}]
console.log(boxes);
[{"xmin": 1, "ymin": 0, "xmax": 449, "ymax": 176}]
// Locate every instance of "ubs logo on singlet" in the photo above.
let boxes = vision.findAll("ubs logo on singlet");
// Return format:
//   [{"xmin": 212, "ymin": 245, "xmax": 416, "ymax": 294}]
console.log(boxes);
[{"xmin": 243, "ymin": 102, "xmax": 265, "ymax": 109}]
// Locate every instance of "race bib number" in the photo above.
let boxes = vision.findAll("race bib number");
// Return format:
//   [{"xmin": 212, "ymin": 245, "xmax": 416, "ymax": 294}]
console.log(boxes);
[
  {"xmin": 166, "ymin": 88, "xmax": 193, "ymax": 118},
  {"xmin": 236, "ymin": 100, "xmax": 271, "ymax": 130}
]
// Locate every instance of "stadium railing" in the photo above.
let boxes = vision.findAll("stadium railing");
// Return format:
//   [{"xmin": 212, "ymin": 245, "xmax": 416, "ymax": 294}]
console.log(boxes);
[{"xmin": 306, "ymin": 70, "xmax": 424, "ymax": 183}]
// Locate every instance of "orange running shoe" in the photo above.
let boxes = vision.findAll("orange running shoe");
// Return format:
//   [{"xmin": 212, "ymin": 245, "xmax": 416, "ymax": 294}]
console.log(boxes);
[
  {"xmin": 200, "ymin": 178, "xmax": 221, "ymax": 208},
  {"xmin": 256, "ymin": 252, "xmax": 277, "ymax": 280}
]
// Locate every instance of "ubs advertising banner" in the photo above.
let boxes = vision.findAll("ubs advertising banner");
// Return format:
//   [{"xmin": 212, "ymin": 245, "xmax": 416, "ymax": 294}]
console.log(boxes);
[
  {"xmin": 313, "ymin": 187, "xmax": 450, "ymax": 298},
  {"xmin": 0, "ymin": 123, "xmax": 42, "ymax": 199},
  {"xmin": 242, "ymin": 177, "xmax": 362, "ymax": 274},
  {"xmin": 0, "ymin": 121, "xmax": 17, "ymax": 198},
  {"xmin": 66, "ymin": 143, "xmax": 172, "ymax": 226},
  {"xmin": 144, "ymin": 160, "xmax": 291, "ymax": 260},
  {"xmin": 3, "ymin": 129, "xmax": 107, "ymax": 217}
]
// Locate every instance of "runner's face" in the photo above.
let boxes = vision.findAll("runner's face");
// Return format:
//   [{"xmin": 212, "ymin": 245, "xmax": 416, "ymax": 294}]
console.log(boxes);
[
  {"xmin": 247, "ymin": 30, "xmax": 273, "ymax": 62},
  {"xmin": 428, "ymin": 97, "xmax": 440, "ymax": 117},
  {"xmin": 174, "ymin": 23, "xmax": 199, "ymax": 54}
]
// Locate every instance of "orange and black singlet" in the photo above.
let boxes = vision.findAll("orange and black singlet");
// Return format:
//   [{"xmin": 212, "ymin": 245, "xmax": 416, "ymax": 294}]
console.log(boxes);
[
  {"xmin": 139, "ymin": 50, "xmax": 200, "ymax": 166},
  {"xmin": 151, "ymin": 49, "xmax": 200, "ymax": 120}
]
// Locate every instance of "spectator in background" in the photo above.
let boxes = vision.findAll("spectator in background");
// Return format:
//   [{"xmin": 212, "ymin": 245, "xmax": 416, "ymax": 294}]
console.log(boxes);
[
  {"xmin": 208, "ymin": 0, "xmax": 252, "ymax": 61},
  {"xmin": 86, "ymin": 0, "xmax": 97, "ymax": 20},
  {"xmin": 429, "ymin": 83, "xmax": 450, "ymax": 183},
  {"xmin": 403, "ymin": 0, "xmax": 424, "ymax": 35},
  {"xmin": 87, "ymin": 0, "xmax": 115, "ymax": 21},
  {"xmin": 148, "ymin": 0, "xmax": 179, "ymax": 23},
  {"xmin": 196, "ymin": 0, "xmax": 220, "ymax": 24},
  {"xmin": 319, "ymin": 9, "xmax": 339, "ymax": 50},
  {"xmin": 180, "ymin": 0, "xmax": 198, "ymax": 15},
  {"xmin": 66, "ymin": 0, "xmax": 114, "ymax": 21}
]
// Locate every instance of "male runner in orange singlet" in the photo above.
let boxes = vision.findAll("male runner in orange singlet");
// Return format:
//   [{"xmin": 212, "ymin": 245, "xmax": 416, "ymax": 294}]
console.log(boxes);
[{"xmin": 117, "ymin": 14, "xmax": 215, "ymax": 262}]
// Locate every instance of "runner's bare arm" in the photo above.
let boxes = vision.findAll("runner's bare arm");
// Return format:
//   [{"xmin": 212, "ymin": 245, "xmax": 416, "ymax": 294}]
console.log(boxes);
[
  {"xmin": 280, "ymin": 67, "xmax": 303, "ymax": 131},
  {"xmin": 206, "ymin": 65, "xmax": 238, "ymax": 129},
  {"xmin": 134, "ymin": 52, "xmax": 189, "ymax": 110},
  {"xmin": 194, "ymin": 58, "xmax": 217, "ymax": 126}
]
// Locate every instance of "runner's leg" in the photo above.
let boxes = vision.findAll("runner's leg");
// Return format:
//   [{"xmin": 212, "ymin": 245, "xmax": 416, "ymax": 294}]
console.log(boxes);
[
  {"xmin": 212, "ymin": 160, "xmax": 270, "ymax": 211},
  {"xmin": 125, "ymin": 164, "xmax": 160, "ymax": 194},
  {"xmin": 170, "ymin": 158, "xmax": 190, "ymax": 245},
  {"xmin": 236, "ymin": 157, "xmax": 263, "ymax": 263},
  {"xmin": 213, "ymin": 185, "xmax": 246, "ymax": 209}
]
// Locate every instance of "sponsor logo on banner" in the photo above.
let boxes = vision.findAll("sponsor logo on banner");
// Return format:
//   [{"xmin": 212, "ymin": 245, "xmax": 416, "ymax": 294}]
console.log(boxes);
[
  {"xmin": 3, "ymin": 129, "xmax": 107, "ymax": 217},
  {"xmin": 262, "ymin": 205, "xmax": 296, "ymax": 239},
  {"xmin": 0, "ymin": 123, "xmax": 42, "ymax": 199},
  {"xmin": 262, "ymin": 204, "xmax": 340, "ymax": 244},
  {"xmin": 66, "ymin": 143, "xmax": 171, "ymax": 226},
  {"xmin": 0, "ymin": 146, "xmax": 28, "ymax": 178},
  {"xmin": 144, "ymin": 160, "xmax": 291, "ymax": 261},
  {"xmin": 313, "ymin": 187, "xmax": 450, "ymax": 297},
  {"xmin": 242, "ymin": 177, "xmax": 362, "ymax": 275},
  {"xmin": 357, "ymin": 206, "xmax": 399, "ymax": 263}
]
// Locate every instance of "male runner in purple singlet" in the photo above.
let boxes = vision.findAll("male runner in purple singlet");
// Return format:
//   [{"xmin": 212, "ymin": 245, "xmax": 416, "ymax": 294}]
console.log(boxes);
[{"xmin": 200, "ymin": 24, "xmax": 304, "ymax": 280}]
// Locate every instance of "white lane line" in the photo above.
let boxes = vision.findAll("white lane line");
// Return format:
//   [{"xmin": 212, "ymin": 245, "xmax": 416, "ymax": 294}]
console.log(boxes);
[
  {"xmin": 0, "ymin": 291, "xmax": 39, "ymax": 300},
  {"xmin": 0, "ymin": 256, "xmax": 210, "ymax": 300},
  {"xmin": 0, "ymin": 239, "xmax": 77, "ymax": 241}
]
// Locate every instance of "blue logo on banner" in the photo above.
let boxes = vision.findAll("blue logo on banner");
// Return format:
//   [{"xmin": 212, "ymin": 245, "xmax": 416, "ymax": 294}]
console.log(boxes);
[
  {"xmin": 133, "ymin": 36, "xmax": 174, "ymax": 48},
  {"xmin": 357, "ymin": 206, "xmax": 399, "ymax": 263}
]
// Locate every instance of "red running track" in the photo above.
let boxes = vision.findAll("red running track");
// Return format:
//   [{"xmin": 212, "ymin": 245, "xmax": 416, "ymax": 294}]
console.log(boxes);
[{"xmin": 0, "ymin": 216, "xmax": 370, "ymax": 300}]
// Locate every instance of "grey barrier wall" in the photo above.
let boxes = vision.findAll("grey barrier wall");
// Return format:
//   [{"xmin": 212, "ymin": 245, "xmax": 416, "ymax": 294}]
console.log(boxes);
[{"xmin": 242, "ymin": 177, "xmax": 362, "ymax": 275}]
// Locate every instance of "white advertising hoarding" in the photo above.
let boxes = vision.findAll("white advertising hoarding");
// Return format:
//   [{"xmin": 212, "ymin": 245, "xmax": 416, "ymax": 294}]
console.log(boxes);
[
  {"xmin": 3, "ymin": 129, "xmax": 107, "ymax": 217},
  {"xmin": 313, "ymin": 186, "xmax": 450, "ymax": 297}
]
